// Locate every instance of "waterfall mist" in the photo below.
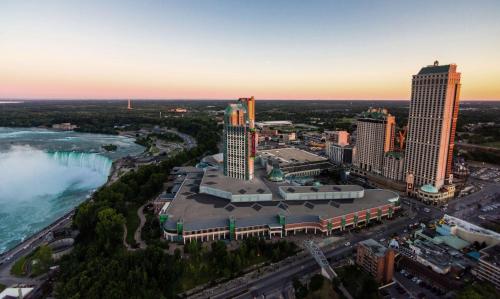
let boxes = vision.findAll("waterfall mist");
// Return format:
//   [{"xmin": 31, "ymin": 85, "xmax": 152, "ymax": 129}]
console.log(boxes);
[{"xmin": 0, "ymin": 146, "xmax": 112, "ymax": 253}]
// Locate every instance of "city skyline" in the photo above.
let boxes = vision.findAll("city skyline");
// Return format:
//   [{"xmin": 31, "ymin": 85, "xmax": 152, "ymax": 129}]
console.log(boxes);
[{"xmin": 1, "ymin": 0, "xmax": 500, "ymax": 101}]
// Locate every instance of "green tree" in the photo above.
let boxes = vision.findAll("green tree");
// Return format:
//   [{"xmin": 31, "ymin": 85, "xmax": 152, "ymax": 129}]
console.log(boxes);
[
  {"xmin": 457, "ymin": 288, "xmax": 483, "ymax": 299},
  {"xmin": 293, "ymin": 278, "xmax": 308, "ymax": 299},
  {"xmin": 309, "ymin": 274, "xmax": 325, "ymax": 291},
  {"xmin": 74, "ymin": 202, "xmax": 98, "ymax": 237},
  {"xmin": 95, "ymin": 208, "xmax": 125, "ymax": 253}
]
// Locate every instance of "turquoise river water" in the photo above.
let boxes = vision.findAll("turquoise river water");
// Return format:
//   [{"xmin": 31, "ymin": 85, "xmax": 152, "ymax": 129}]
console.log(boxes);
[{"xmin": 0, "ymin": 127, "xmax": 144, "ymax": 254}]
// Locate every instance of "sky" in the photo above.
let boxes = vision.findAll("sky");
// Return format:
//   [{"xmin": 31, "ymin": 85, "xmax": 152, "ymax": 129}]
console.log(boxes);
[{"xmin": 1, "ymin": 0, "xmax": 499, "ymax": 100}]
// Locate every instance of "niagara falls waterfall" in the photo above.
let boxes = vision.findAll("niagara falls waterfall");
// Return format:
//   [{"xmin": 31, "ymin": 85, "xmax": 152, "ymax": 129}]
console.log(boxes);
[{"xmin": 48, "ymin": 151, "xmax": 112, "ymax": 175}]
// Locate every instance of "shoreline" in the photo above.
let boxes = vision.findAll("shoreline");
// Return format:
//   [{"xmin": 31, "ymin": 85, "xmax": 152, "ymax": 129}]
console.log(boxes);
[
  {"xmin": 0, "ymin": 125, "xmax": 196, "ymax": 287},
  {"xmin": 0, "ymin": 153, "xmax": 140, "ymax": 258},
  {"xmin": 0, "ymin": 128, "xmax": 145, "ymax": 259},
  {"xmin": 0, "ymin": 126, "xmax": 195, "ymax": 258}
]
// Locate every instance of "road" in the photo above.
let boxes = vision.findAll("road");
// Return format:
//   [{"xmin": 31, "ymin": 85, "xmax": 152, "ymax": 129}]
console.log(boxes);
[
  {"xmin": 191, "ymin": 208, "xmax": 432, "ymax": 299},
  {"xmin": 0, "ymin": 210, "xmax": 74, "ymax": 287},
  {"xmin": 165, "ymin": 129, "xmax": 197, "ymax": 150},
  {"xmin": 456, "ymin": 142, "xmax": 500, "ymax": 152},
  {"xmin": 448, "ymin": 182, "xmax": 500, "ymax": 218}
]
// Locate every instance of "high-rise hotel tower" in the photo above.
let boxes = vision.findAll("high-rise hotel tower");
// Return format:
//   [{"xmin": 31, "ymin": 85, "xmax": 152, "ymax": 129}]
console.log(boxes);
[
  {"xmin": 223, "ymin": 97, "xmax": 258, "ymax": 180},
  {"xmin": 354, "ymin": 108, "xmax": 396, "ymax": 175},
  {"xmin": 405, "ymin": 61, "xmax": 461, "ymax": 196}
]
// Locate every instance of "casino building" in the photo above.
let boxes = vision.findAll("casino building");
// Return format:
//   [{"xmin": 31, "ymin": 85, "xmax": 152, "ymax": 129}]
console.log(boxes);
[{"xmin": 160, "ymin": 98, "xmax": 400, "ymax": 243}]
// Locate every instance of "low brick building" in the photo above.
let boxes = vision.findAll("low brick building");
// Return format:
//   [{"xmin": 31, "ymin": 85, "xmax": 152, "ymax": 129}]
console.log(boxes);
[{"xmin": 356, "ymin": 238, "xmax": 395, "ymax": 284}]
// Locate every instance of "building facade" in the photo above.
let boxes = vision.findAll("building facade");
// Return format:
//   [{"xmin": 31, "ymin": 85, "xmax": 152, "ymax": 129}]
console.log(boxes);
[
  {"xmin": 223, "ymin": 97, "xmax": 258, "ymax": 180},
  {"xmin": 475, "ymin": 244, "xmax": 500, "ymax": 289},
  {"xmin": 324, "ymin": 130, "xmax": 349, "ymax": 146},
  {"xmin": 382, "ymin": 151, "xmax": 405, "ymax": 181},
  {"xmin": 405, "ymin": 61, "xmax": 461, "ymax": 196},
  {"xmin": 356, "ymin": 239, "xmax": 395, "ymax": 284},
  {"xmin": 354, "ymin": 108, "xmax": 395, "ymax": 174},
  {"xmin": 326, "ymin": 142, "xmax": 353, "ymax": 165}
]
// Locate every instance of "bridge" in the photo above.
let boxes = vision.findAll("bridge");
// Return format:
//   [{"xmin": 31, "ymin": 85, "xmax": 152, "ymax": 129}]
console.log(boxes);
[{"xmin": 304, "ymin": 240, "xmax": 353, "ymax": 299}]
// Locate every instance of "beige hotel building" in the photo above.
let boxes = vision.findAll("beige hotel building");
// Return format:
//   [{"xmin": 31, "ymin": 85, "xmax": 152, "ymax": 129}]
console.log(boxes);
[
  {"xmin": 405, "ymin": 61, "xmax": 461, "ymax": 203},
  {"xmin": 354, "ymin": 108, "xmax": 396, "ymax": 175}
]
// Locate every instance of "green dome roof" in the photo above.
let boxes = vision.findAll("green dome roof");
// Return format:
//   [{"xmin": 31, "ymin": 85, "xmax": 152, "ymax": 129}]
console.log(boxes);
[
  {"xmin": 420, "ymin": 184, "xmax": 438, "ymax": 193},
  {"xmin": 268, "ymin": 167, "xmax": 284, "ymax": 182}
]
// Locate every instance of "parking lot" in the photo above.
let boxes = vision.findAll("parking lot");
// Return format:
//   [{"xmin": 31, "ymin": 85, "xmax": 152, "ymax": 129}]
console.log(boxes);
[
  {"xmin": 379, "ymin": 281, "xmax": 409, "ymax": 299},
  {"xmin": 448, "ymin": 182, "xmax": 500, "ymax": 228},
  {"xmin": 394, "ymin": 269, "xmax": 446, "ymax": 299},
  {"xmin": 469, "ymin": 166, "xmax": 500, "ymax": 183}
]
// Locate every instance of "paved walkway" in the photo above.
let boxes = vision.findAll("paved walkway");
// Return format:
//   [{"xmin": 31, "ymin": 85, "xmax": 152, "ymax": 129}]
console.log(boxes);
[
  {"xmin": 134, "ymin": 203, "xmax": 148, "ymax": 249},
  {"xmin": 122, "ymin": 223, "xmax": 133, "ymax": 251},
  {"xmin": 0, "ymin": 262, "xmax": 38, "ymax": 288},
  {"xmin": 123, "ymin": 203, "xmax": 148, "ymax": 251}
]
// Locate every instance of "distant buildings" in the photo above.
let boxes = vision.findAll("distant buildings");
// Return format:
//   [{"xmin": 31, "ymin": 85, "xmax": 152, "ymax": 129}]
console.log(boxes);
[
  {"xmin": 127, "ymin": 99, "xmax": 132, "ymax": 110},
  {"xmin": 223, "ymin": 97, "xmax": 258, "ymax": 180},
  {"xmin": 354, "ymin": 108, "xmax": 395, "ymax": 174},
  {"xmin": 255, "ymin": 120, "xmax": 293, "ymax": 129},
  {"xmin": 405, "ymin": 61, "xmax": 461, "ymax": 203},
  {"xmin": 52, "ymin": 122, "xmax": 77, "ymax": 131},
  {"xmin": 170, "ymin": 107, "xmax": 187, "ymax": 113},
  {"xmin": 356, "ymin": 239, "xmax": 395, "ymax": 284},
  {"xmin": 325, "ymin": 130, "xmax": 353, "ymax": 165},
  {"xmin": 324, "ymin": 130, "xmax": 349, "ymax": 146}
]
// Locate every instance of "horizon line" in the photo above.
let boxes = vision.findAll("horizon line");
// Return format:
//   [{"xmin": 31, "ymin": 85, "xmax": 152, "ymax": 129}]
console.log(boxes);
[{"xmin": 1, "ymin": 98, "xmax": 500, "ymax": 102}]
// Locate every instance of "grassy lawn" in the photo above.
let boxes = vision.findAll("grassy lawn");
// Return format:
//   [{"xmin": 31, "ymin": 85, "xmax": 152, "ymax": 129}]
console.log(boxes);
[
  {"xmin": 10, "ymin": 256, "xmax": 28, "ymax": 276},
  {"xmin": 305, "ymin": 280, "xmax": 339, "ymax": 299},
  {"xmin": 339, "ymin": 117, "xmax": 355, "ymax": 123},
  {"xmin": 337, "ymin": 265, "xmax": 380, "ymax": 299},
  {"xmin": 178, "ymin": 257, "xmax": 269, "ymax": 292},
  {"xmin": 125, "ymin": 202, "xmax": 141, "ymax": 246},
  {"xmin": 10, "ymin": 246, "xmax": 53, "ymax": 277}
]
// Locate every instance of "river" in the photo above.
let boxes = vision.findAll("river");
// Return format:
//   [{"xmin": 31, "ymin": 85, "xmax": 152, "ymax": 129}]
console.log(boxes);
[{"xmin": 0, "ymin": 127, "xmax": 144, "ymax": 254}]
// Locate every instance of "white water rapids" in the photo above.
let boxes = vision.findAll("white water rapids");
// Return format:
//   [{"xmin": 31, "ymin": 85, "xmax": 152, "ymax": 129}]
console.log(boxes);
[{"xmin": 0, "ymin": 146, "xmax": 111, "ymax": 253}]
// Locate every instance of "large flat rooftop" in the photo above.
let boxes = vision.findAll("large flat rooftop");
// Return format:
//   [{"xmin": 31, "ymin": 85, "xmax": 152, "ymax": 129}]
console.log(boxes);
[
  {"xmin": 258, "ymin": 147, "xmax": 327, "ymax": 165},
  {"xmin": 481, "ymin": 244, "xmax": 500, "ymax": 266},
  {"xmin": 200, "ymin": 168, "xmax": 272, "ymax": 197},
  {"xmin": 359, "ymin": 239, "xmax": 388, "ymax": 257},
  {"xmin": 280, "ymin": 185, "xmax": 363, "ymax": 193},
  {"xmin": 165, "ymin": 169, "xmax": 399, "ymax": 231}
]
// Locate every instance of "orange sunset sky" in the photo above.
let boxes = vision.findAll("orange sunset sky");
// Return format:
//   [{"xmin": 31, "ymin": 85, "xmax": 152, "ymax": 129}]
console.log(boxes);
[{"xmin": 1, "ymin": 0, "xmax": 499, "ymax": 101}]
